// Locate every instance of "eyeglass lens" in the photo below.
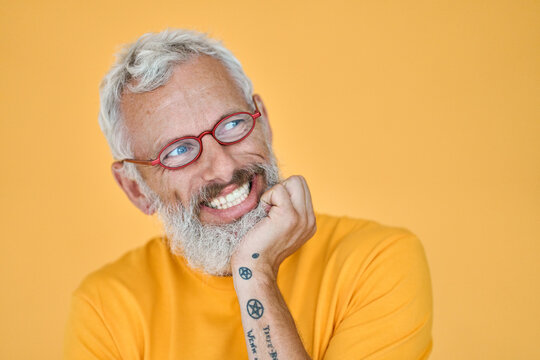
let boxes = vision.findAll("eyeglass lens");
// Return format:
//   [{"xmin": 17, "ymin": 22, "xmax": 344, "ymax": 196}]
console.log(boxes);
[{"xmin": 159, "ymin": 113, "xmax": 255, "ymax": 168}]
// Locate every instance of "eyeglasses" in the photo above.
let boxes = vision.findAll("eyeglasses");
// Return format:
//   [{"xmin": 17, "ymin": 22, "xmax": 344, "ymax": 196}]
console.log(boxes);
[{"xmin": 119, "ymin": 97, "xmax": 261, "ymax": 170}]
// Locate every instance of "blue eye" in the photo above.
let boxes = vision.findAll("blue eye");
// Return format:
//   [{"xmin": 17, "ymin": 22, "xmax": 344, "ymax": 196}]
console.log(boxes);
[
  {"xmin": 168, "ymin": 145, "xmax": 188, "ymax": 157},
  {"xmin": 215, "ymin": 115, "xmax": 253, "ymax": 143},
  {"xmin": 160, "ymin": 139, "xmax": 200, "ymax": 167},
  {"xmin": 224, "ymin": 120, "xmax": 242, "ymax": 131}
]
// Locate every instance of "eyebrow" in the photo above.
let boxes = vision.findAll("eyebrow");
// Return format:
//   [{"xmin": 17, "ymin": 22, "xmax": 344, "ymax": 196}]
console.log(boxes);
[{"xmin": 150, "ymin": 107, "xmax": 249, "ymax": 158}]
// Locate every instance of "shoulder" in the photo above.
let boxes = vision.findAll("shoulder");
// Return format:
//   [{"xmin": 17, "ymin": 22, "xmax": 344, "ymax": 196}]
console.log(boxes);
[
  {"xmin": 309, "ymin": 213, "xmax": 426, "ymax": 262},
  {"xmin": 66, "ymin": 238, "xmax": 174, "ymax": 358},
  {"xmin": 313, "ymin": 213, "xmax": 432, "ymax": 307},
  {"xmin": 73, "ymin": 237, "xmax": 172, "ymax": 304},
  {"xmin": 288, "ymin": 213, "xmax": 431, "ymax": 290},
  {"xmin": 311, "ymin": 215, "xmax": 433, "ymax": 358},
  {"xmin": 304, "ymin": 213, "xmax": 432, "ymax": 299}
]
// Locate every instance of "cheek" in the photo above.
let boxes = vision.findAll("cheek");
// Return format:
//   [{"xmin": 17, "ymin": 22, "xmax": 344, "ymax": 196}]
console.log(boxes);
[
  {"xmin": 230, "ymin": 141, "xmax": 269, "ymax": 164},
  {"xmin": 252, "ymin": 131, "xmax": 267, "ymax": 144},
  {"xmin": 240, "ymin": 131, "xmax": 271, "ymax": 155},
  {"xmin": 158, "ymin": 180, "xmax": 182, "ymax": 204},
  {"xmin": 138, "ymin": 169, "xmax": 179, "ymax": 204},
  {"xmin": 253, "ymin": 117, "xmax": 272, "ymax": 142},
  {"xmin": 156, "ymin": 171, "xmax": 199, "ymax": 206}
]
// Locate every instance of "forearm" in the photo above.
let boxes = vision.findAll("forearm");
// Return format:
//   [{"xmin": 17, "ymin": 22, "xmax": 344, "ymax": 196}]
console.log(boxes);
[
  {"xmin": 230, "ymin": 176, "xmax": 316, "ymax": 359},
  {"xmin": 232, "ymin": 261, "xmax": 310, "ymax": 360}
]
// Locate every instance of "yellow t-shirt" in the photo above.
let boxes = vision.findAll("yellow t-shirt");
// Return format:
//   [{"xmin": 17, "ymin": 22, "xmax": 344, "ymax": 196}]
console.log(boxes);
[{"xmin": 64, "ymin": 214, "xmax": 433, "ymax": 359}]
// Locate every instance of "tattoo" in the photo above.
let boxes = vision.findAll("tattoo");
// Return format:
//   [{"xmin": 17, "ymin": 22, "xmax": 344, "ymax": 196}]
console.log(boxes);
[
  {"xmin": 252, "ymin": 253, "xmax": 260, "ymax": 259},
  {"xmin": 246, "ymin": 329, "xmax": 258, "ymax": 355},
  {"xmin": 239, "ymin": 267, "xmax": 252, "ymax": 280},
  {"xmin": 246, "ymin": 299, "xmax": 264, "ymax": 319},
  {"xmin": 263, "ymin": 325, "xmax": 279, "ymax": 359}
]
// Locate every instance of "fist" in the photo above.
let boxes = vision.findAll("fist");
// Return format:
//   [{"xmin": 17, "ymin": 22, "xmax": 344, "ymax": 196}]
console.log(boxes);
[{"xmin": 231, "ymin": 175, "xmax": 317, "ymax": 275}]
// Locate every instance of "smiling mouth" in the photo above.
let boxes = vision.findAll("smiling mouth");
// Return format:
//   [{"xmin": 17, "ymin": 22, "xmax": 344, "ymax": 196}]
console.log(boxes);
[{"xmin": 204, "ymin": 180, "xmax": 252, "ymax": 210}]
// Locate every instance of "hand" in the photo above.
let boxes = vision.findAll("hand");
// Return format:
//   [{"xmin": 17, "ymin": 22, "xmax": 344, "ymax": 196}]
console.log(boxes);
[{"xmin": 231, "ymin": 175, "xmax": 317, "ymax": 276}]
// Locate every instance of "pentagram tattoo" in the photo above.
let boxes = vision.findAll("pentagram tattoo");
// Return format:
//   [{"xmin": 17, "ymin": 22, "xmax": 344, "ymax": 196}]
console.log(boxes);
[
  {"xmin": 252, "ymin": 253, "xmax": 260, "ymax": 259},
  {"xmin": 239, "ymin": 267, "xmax": 252, "ymax": 280},
  {"xmin": 246, "ymin": 299, "xmax": 264, "ymax": 319}
]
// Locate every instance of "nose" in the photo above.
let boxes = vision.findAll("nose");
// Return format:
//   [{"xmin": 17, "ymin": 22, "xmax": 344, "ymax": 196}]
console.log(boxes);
[{"xmin": 198, "ymin": 133, "xmax": 238, "ymax": 184}]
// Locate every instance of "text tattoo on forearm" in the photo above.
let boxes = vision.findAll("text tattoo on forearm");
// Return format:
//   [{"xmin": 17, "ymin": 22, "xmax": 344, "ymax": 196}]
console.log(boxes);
[
  {"xmin": 263, "ymin": 325, "xmax": 278, "ymax": 359},
  {"xmin": 247, "ymin": 329, "xmax": 258, "ymax": 358}
]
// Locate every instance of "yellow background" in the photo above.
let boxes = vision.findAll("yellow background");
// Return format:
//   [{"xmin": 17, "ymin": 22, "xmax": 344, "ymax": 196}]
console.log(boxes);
[{"xmin": 1, "ymin": 0, "xmax": 538, "ymax": 358}]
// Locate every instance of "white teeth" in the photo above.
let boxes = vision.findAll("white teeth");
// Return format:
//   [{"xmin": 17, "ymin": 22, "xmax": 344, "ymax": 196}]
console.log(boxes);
[{"xmin": 206, "ymin": 181, "xmax": 251, "ymax": 210}]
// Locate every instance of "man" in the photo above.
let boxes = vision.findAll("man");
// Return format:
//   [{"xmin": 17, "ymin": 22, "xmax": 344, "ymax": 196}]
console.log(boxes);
[{"xmin": 65, "ymin": 29, "xmax": 433, "ymax": 359}]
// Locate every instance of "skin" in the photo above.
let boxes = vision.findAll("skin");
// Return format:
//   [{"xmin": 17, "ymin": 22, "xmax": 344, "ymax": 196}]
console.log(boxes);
[
  {"xmin": 231, "ymin": 176, "xmax": 316, "ymax": 360},
  {"xmin": 113, "ymin": 55, "xmax": 273, "ymax": 222},
  {"xmin": 113, "ymin": 55, "xmax": 315, "ymax": 359}
]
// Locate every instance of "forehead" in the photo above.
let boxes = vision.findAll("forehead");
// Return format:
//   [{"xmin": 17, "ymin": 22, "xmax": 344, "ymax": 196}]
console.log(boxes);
[{"xmin": 120, "ymin": 55, "xmax": 248, "ymax": 158}]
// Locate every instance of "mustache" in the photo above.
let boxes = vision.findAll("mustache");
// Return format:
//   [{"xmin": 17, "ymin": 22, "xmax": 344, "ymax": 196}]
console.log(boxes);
[{"xmin": 195, "ymin": 164, "xmax": 267, "ymax": 205}]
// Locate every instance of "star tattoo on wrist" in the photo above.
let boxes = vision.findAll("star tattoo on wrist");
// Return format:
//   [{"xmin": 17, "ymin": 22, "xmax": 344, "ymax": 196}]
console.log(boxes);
[
  {"xmin": 246, "ymin": 299, "xmax": 264, "ymax": 319},
  {"xmin": 239, "ymin": 267, "xmax": 252, "ymax": 280}
]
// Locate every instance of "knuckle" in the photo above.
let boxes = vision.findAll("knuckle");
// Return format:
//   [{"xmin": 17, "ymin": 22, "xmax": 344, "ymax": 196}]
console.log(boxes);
[
  {"xmin": 270, "ymin": 183, "xmax": 286, "ymax": 197},
  {"xmin": 275, "ymin": 183, "xmax": 287, "ymax": 192},
  {"xmin": 285, "ymin": 176, "xmax": 299, "ymax": 186},
  {"xmin": 307, "ymin": 223, "xmax": 317, "ymax": 238},
  {"xmin": 285, "ymin": 211, "xmax": 299, "ymax": 228},
  {"xmin": 308, "ymin": 217, "xmax": 317, "ymax": 231},
  {"xmin": 292, "ymin": 175, "xmax": 304, "ymax": 185}
]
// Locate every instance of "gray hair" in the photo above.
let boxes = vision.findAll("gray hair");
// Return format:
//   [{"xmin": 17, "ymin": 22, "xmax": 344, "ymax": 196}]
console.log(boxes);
[{"xmin": 98, "ymin": 29, "xmax": 254, "ymax": 180}]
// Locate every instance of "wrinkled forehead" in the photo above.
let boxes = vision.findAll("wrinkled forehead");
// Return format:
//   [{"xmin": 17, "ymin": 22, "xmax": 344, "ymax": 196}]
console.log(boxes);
[{"xmin": 119, "ymin": 55, "xmax": 248, "ymax": 159}]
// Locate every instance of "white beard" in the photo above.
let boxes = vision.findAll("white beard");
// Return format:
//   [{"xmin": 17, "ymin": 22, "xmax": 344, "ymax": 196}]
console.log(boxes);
[{"xmin": 153, "ymin": 158, "xmax": 280, "ymax": 276}]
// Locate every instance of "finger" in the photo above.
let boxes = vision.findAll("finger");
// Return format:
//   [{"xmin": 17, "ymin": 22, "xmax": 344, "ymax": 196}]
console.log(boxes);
[
  {"xmin": 298, "ymin": 176, "xmax": 314, "ymax": 216},
  {"xmin": 259, "ymin": 183, "xmax": 295, "ymax": 217},
  {"xmin": 290, "ymin": 175, "xmax": 313, "ymax": 220},
  {"xmin": 298, "ymin": 176, "xmax": 316, "ymax": 234},
  {"xmin": 281, "ymin": 176, "xmax": 308, "ymax": 217}
]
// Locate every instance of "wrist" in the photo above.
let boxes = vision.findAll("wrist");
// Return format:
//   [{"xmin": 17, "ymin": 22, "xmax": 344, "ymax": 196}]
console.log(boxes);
[
  {"xmin": 232, "ymin": 261, "xmax": 276, "ymax": 278},
  {"xmin": 231, "ymin": 248, "xmax": 283, "ymax": 277},
  {"xmin": 231, "ymin": 261, "xmax": 277, "ymax": 289}
]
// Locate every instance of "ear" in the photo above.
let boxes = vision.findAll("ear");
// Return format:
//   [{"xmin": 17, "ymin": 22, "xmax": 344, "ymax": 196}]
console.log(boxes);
[
  {"xmin": 111, "ymin": 162, "xmax": 156, "ymax": 215},
  {"xmin": 253, "ymin": 94, "xmax": 273, "ymax": 143}
]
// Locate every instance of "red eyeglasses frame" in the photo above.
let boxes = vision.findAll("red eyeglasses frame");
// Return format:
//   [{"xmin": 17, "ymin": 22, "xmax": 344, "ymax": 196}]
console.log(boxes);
[{"xmin": 119, "ymin": 97, "xmax": 261, "ymax": 170}]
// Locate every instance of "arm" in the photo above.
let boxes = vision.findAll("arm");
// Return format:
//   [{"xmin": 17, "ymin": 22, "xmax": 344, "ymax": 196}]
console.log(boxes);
[{"xmin": 231, "ymin": 175, "xmax": 315, "ymax": 360}]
